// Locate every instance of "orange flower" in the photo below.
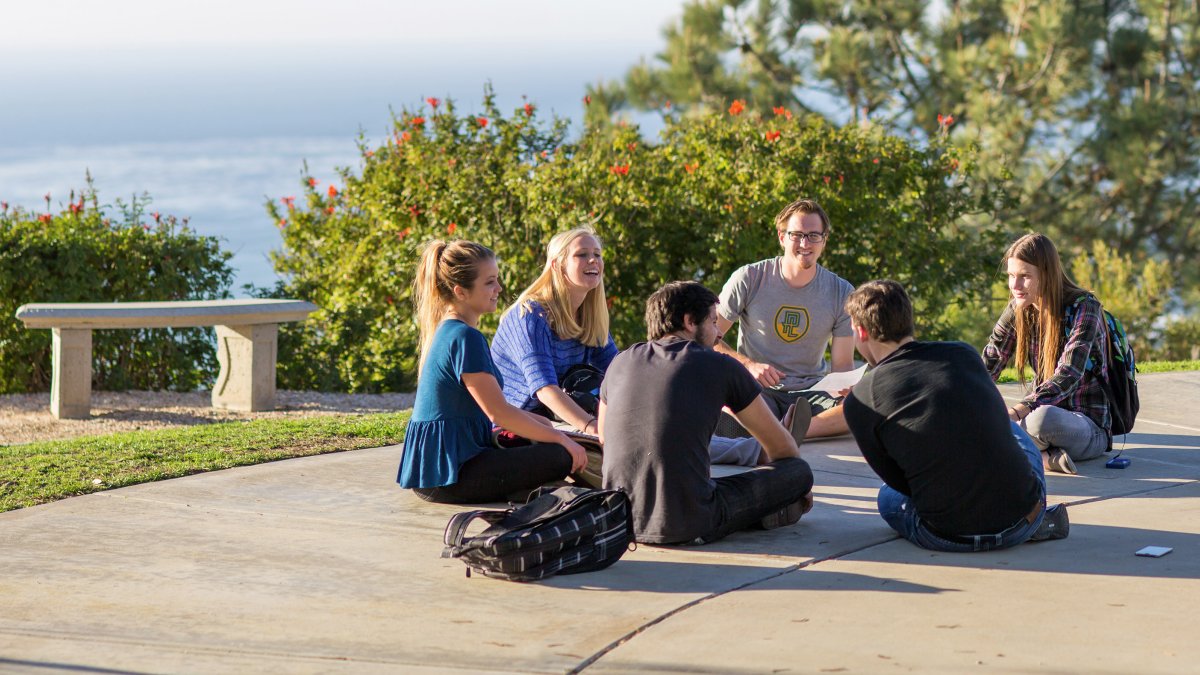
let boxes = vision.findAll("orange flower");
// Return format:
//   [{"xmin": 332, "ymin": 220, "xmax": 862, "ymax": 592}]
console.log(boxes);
[
  {"xmin": 764, "ymin": 130, "xmax": 781, "ymax": 142},
  {"xmin": 772, "ymin": 106, "xmax": 792, "ymax": 120},
  {"xmin": 426, "ymin": 97, "xmax": 440, "ymax": 108},
  {"xmin": 400, "ymin": 131, "xmax": 412, "ymax": 143},
  {"xmin": 683, "ymin": 162, "xmax": 698, "ymax": 174},
  {"xmin": 307, "ymin": 177, "xmax": 319, "ymax": 187},
  {"xmin": 447, "ymin": 223, "xmax": 457, "ymax": 235},
  {"xmin": 365, "ymin": 150, "xmax": 374, "ymax": 158},
  {"xmin": 281, "ymin": 196, "xmax": 296, "ymax": 209},
  {"xmin": 609, "ymin": 164, "xmax": 630, "ymax": 176},
  {"xmin": 938, "ymin": 113, "xmax": 955, "ymax": 127},
  {"xmin": 948, "ymin": 158, "xmax": 960, "ymax": 171},
  {"xmin": 728, "ymin": 99, "xmax": 746, "ymax": 116},
  {"xmin": 327, "ymin": 185, "xmax": 338, "ymax": 198},
  {"xmin": 38, "ymin": 214, "xmax": 52, "ymax": 224},
  {"xmin": 524, "ymin": 103, "xmax": 534, "ymax": 116},
  {"xmin": 398, "ymin": 227, "xmax": 412, "ymax": 240},
  {"xmin": 477, "ymin": 117, "xmax": 488, "ymax": 127},
  {"xmin": 277, "ymin": 219, "xmax": 287, "ymax": 228},
  {"xmin": 411, "ymin": 116, "xmax": 426, "ymax": 128},
  {"xmin": 325, "ymin": 206, "xmax": 335, "ymax": 214},
  {"xmin": 448, "ymin": 158, "xmax": 457, "ymax": 167}
]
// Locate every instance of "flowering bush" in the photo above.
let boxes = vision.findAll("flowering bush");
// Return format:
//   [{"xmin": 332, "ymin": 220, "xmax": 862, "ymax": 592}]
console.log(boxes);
[
  {"xmin": 0, "ymin": 187, "xmax": 233, "ymax": 393},
  {"xmin": 270, "ymin": 90, "xmax": 1010, "ymax": 392}
]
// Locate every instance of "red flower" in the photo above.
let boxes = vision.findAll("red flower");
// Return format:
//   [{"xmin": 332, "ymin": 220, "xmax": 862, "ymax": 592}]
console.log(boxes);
[
  {"xmin": 426, "ymin": 97, "xmax": 440, "ymax": 108},
  {"xmin": 398, "ymin": 227, "xmax": 412, "ymax": 240},
  {"xmin": 627, "ymin": 142, "xmax": 638, "ymax": 151},
  {"xmin": 824, "ymin": 176, "xmax": 831, "ymax": 185},
  {"xmin": 683, "ymin": 163, "xmax": 698, "ymax": 174},
  {"xmin": 584, "ymin": 95, "xmax": 592, "ymax": 105},
  {"xmin": 1, "ymin": 201, "xmax": 7, "ymax": 211},
  {"xmin": 540, "ymin": 150, "xmax": 549, "ymax": 159},
  {"xmin": 606, "ymin": 296, "xmax": 614, "ymax": 310},
  {"xmin": 281, "ymin": 196, "xmax": 296, "ymax": 209},
  {"xmin": 400, "ymin": 131, "xmax": 412, "ymax": 143},
  {"xmin": 386, "ymin": 296, "xmax": 394, "ymax": 305},
  {"xmin": 308, "ymin": 177, "xmax": 319, "ymax": 187},
  {"xmin": 728, "ymin": 99, "xmax": 746, "ymax": 116},
  {"xmin": 142, "ymin": 224, "xmax": 150, "ymax": 231},
  {"xmin": 872, "ymin": 158, "xmax": 880, "ymax": 164},
  {"xmin": 772, "ymin": 106, "xmax": 792, "ymax": 120},
  {"xmin": 938, "ymin": 113, "xmax": 955, "ymax": 127},
  {"xmin": 365, "ymin": 150, "xmax": 374, "ymax": 158},
  {"xmin": 664, "ymin": 100, "xmax": 672, "ymax": 110},
  {"xmin": 328, "ymin": 185, "xmax": 338, "ymax": 198},
  {"xmin": 609, "ymin": 164, "xmax": 630, "ymax": 176},
  {"xmin": 151, "ymin": 211, "xmax": 161, "ymax": 223},
  {"xmin": 411, "ymin": 116, "xmax": 426, "ymax": 128},
  {"xmin": 408, "ymin": 205, "xmax": 421, "ymax": 218},
  {"xmin": 524, "ymin": 103, "xmax": 535, "ymax": 116},
  {"xmin": 38, "ymin": 214, "xmax": 52, "ymax": 224},
  {"xmin": 277, "ymin": 219, "xmax": 287, "ymax": 228},
  {"xmin": 477, "ymin": 117, "xmax": 488, "ymax": 127},
  {"xmin": 948, "ymin": 158, "xmax": 960, "ymax": 171},
  {"xmin": 838, "ymin": 174, "xmax": 845, "ymax": 184},
  {"xmin": 325, "ymin": 206, "xmax": 335, "ymax": 215},
  {"xmin": 764, "ymin": 130, "xmax": 781, "ymax": 142},
  {"xmin": 447, "ymin": 223, "xmax": 457, "ymax": 235}
]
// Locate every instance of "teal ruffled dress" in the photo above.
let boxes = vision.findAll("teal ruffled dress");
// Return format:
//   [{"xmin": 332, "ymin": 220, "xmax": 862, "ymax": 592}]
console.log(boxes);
[{"xmin": 398, "ymin": 320, "xmax": 502, "ymax": 488}]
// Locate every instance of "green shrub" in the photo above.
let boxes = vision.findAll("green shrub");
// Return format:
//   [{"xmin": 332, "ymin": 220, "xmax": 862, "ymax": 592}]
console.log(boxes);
[
  {"xmin": 0, "ymin": 186, "xmax": 233, "ymax": 393},
  {"xmin": 270, "ymin": 91, "xmax": 1012, "ymax": 392}
]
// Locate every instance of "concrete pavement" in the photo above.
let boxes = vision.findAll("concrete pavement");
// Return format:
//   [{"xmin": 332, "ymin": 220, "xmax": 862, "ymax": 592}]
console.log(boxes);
[{"xmin": 1, "ymin": 372, "xmax": 1198, "ymax": 674}]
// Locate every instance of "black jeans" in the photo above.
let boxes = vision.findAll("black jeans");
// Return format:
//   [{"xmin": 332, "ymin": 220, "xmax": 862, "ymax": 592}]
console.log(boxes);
[
  {"xmin": 696, "ymin": 457, "xmax": 815, "ymax": 544},
  {"xmin": 412, "ymin": 443, "xmax": 572, "ymax": 504}
]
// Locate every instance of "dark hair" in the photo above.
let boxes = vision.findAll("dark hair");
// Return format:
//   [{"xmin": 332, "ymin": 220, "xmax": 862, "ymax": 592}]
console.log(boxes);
[
  {"xmin": 844, "ymin": 279, "xmax": 914, "ymax": 343},
  {"xmin": 644, "ymin": 281, "xmax": 719, "ymax": 340},
  {"xmin": 1003, "ymin": 232, "xmax": 1089, "ymax": 384},
  {"xmin": 774, "ymin": 198, "xmax": 830, "ymax": 234}
]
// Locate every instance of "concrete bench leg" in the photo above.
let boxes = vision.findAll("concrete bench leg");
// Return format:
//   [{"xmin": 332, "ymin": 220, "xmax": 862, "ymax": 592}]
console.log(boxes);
[
  {"xmin": 51, "ymin": 328, "xmax": 93, "ymax": 419},
  {"xmin": 213, "ymin": 324, "xmax": 278, "ymax": 412}
]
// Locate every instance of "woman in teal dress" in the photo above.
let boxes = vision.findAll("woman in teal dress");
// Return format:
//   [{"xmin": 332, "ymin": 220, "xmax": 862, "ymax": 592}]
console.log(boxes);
[{"xmin": 397, "ymin": 239, "xmax": 586, "ymax": 503}]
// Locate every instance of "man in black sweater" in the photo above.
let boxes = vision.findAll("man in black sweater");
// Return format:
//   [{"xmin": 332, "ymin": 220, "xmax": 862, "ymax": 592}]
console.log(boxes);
[{"xmin": 842, "ymin": 280, "xmax": 1068, "ymax": 551}]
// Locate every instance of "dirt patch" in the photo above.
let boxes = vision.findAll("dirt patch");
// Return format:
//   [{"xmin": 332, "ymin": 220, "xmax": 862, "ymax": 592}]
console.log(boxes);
[{"xmin": 0, "ymin": 390, "xmax": 415, "ymax": 445}]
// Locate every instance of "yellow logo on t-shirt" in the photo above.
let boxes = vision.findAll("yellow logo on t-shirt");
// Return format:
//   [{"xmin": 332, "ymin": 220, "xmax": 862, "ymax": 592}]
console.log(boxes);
[{"xmin": 775, "ymin": 306, "xmax": 810, "ymax": 342}]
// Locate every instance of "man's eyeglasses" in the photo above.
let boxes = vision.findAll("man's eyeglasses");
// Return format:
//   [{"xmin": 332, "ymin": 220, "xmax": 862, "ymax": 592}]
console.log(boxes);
[{"xmin": 783, "ymin": 231, "xmax": 827, "ymax": 244}]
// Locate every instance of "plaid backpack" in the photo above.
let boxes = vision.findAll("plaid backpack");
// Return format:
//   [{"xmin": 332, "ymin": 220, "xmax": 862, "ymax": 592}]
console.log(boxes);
[
  {"xmin": 442, "ymin": 486, "xmax": 633, "ymax": 582},
  {"xmin": 1067, "ymin": 296, "xmax": 1140, "ymax": 438}
]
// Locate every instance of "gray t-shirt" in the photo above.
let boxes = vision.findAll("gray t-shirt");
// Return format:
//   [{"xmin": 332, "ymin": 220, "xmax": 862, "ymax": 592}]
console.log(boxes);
[
  {"xmin": 718, "ymin": 258, "xmax": 854, "ymax": 391},
  {"xmin": 600, "ymin": 338, "xmax": 761, "ymax": 544}
]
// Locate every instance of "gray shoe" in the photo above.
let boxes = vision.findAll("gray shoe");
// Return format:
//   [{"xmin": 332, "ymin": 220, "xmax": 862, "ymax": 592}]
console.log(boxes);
[
  {"xmin": 760, "ymin": 499, "xmax": 805, "ymax": 530},
  {"xmin": 785, "ymin": 403, "xmax": 812, "ymax": 448},
  {"xmin": 1047, "ymin": 449, "xmax": 1077, "ymax": 475},
  {"xmin": 1028, "ymin": 503, "xmax": 1070, "ymax": 542}
]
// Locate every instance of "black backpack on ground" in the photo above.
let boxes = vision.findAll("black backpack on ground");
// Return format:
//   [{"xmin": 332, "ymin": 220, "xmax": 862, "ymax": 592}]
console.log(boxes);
[
  {"xmin": 442, "ymin": 486, "xmax": 633, "ymax": 582},
  {"xmin": 1066, "ymin": 296, "xmax": 1140, "ymax": 440}
]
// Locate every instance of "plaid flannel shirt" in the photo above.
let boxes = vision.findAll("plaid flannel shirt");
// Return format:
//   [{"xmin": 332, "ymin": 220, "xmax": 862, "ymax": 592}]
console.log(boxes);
[{"xmin": 982, "ymin": 295, "xmax": 1111, "ymax": 435}]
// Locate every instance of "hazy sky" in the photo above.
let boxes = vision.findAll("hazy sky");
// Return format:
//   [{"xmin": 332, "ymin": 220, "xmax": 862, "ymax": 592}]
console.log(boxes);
[{"xmin": 0, "ymin": 0, "xmax": 688, "ymax": 146}]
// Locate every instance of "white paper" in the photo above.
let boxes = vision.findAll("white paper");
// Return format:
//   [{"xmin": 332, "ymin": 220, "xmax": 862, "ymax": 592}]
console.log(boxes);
[
  {"xmin": 1135, "ymin": 546, "xmax": 1173, "ymax": 558},
  {"xmin": 811, "ymin": 364, "xmax": 868, "ymax": 396}
]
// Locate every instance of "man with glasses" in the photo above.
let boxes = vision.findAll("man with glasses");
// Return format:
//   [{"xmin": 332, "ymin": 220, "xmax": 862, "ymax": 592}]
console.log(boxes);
[{"xmin": 715, "ymin": 198, "xmax": 855, "ymax": 437}]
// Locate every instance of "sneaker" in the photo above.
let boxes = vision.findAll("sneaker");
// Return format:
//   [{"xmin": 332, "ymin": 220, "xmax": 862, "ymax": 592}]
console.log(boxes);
[
  {"xmin": 784, "ymin": 403, "xmax": 812, "ymax": 448},
  {"xmin": 760, "ymin": 499, "xmax": 805, "ymax": 530},
  {"xmin": 1047, "ymin": 449, "xmax": 1077, "ymax": 475},
  {"xmin": 1028, "ymin": 503, "xmax": 1070, "ymax": 542}
]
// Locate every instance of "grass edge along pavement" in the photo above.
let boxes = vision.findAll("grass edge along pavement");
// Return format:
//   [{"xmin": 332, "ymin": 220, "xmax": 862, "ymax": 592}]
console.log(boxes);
[
  {"xmin": 0, "ymin": 411, "xmax": 411, "ymax": 513},
  {"xmin": 2, "ymin": 359, "xmax": 1197, "ymax": 513}
]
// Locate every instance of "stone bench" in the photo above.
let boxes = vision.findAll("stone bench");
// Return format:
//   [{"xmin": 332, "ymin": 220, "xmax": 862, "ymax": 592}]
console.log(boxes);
[{"xmin": 14, "ymin": 299, "xmax": 317, "ymax": 419}]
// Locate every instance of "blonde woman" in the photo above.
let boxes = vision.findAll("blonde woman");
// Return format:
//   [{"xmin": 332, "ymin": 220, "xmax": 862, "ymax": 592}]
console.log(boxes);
[
  {"xmin": 397, "ymin": 239, "xmax": 586, "ymax": 504},
  {"xmin": 491, "ymin": 226, "xmax": 617, "ymax": 434},
  {"xmin": 982, "ymin": 233, "xmax": 1111, "ymax": 474}
]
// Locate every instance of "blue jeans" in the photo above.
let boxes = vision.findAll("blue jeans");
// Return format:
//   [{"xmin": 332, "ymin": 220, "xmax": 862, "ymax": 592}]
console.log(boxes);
[{"xmin": 876, "ymin": 421, "xmax": 1047, "ymax": 552}]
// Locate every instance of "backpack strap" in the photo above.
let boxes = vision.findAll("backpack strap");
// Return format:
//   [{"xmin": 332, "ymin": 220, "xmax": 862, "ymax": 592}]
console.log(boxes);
[{"xmin": 442, "ymin": 509, "xmax": 508, "ymax": 555}]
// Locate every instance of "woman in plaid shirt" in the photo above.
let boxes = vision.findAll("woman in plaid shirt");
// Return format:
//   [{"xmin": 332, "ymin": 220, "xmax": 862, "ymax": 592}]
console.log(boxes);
[{"xmin": 983, "ymin": 233, "xmax": 1111, "ymax": 474}]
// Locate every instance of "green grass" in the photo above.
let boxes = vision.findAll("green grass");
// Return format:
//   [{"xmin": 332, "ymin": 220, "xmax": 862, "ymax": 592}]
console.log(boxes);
[
  {"xmin": 0, "ymin": 411, "xmax": 410, "ymax": 513},
  {"xmin": 996, "ymin": 360, "xmax": 1198, "ymax": 384}
]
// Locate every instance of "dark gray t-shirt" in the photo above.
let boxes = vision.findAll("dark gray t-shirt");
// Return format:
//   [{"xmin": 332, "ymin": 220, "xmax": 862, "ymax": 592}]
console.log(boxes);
[
  {"xmin": 844, "ymin": 341, "xmax": 1042, "ymax": 536},
  {"xmin": 718, "ymin": 259, "xmax": 854, "ymax": 391},
  {"xmin": 600, "ymin": 338, "xmax": 761, "ymax": 544}
]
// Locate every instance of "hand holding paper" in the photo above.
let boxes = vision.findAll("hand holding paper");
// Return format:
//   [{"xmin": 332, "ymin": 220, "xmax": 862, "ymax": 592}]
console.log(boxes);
[{"xmin": 811, "ymin": 364, "xmax": 867, "ymax": 396}]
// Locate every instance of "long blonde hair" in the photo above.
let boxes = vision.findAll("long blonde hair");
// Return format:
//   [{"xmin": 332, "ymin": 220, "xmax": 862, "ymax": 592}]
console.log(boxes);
[
  {"xmin": 413, "ymin": 238, "xmax": 495, "ymax": 372},
  {"xmin": 1005, "ymin": 233, "xmax": 1089, "ymax": 384},
  {"xmin": 508, "ymin": 226, "xmax": 610, "ymax": 347}
]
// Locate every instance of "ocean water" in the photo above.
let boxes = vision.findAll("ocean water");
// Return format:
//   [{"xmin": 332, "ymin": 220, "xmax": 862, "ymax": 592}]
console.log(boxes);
[{"xmin": 0, "ymin": 137, "xmax": 362, "ymax": 292}]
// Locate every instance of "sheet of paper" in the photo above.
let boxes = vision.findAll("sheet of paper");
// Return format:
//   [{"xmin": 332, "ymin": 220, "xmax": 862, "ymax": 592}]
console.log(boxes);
[{"xmin": 811, "ymin": 364, "xmax": 868, "ymax": 396}]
